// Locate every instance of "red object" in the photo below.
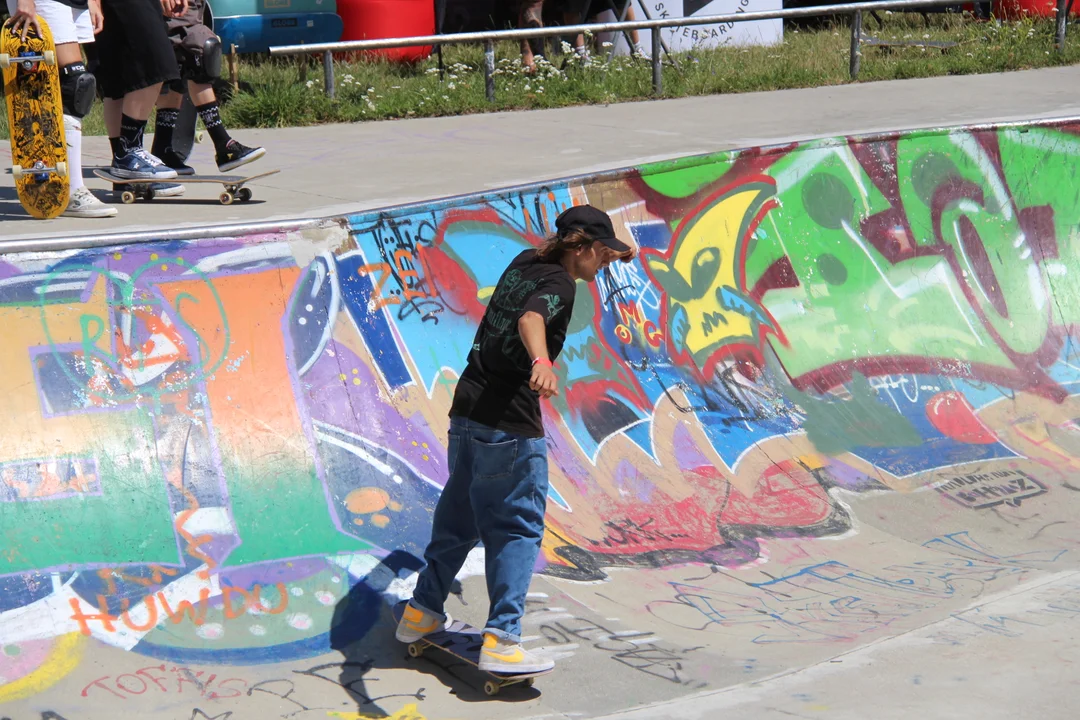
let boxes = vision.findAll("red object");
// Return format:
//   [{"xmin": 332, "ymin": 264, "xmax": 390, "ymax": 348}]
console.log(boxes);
[
  {"xmin": 992, "ymin": 0, "xmax": 1078, "ymax": 19},
  {"xmin": 925, "ymin": 391, "xmax": 998, "ymax": 445},
  {"xmin": 336, "ymin": 0, "xmax": 436, "ymax": 63}
]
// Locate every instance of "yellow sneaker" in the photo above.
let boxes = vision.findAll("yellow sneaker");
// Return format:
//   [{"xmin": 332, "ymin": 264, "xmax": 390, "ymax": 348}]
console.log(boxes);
[
  {"xmin": 478, "ymin": 632, "xmax": 555, "ymax": 674},
  {"xmin": 395, "ymin": 601, "xmax": 450, "ymax": 643}
]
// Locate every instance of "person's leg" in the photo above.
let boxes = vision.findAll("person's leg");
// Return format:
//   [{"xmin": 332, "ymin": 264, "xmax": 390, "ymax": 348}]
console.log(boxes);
[
  {"xmin": 397, "ymin": 417, "xmax": 480, "ymax": 642},
  {"xmin": 15, "ymin": 0, "xmax": 117, "ymax": 216},
  {"xmin": 184, "ymin": 81, "xmax": 265, "ymax": 171},
  {"xmin": 99, "ymin": 0, "xmax": 180, "ymax": 177},
  {"xmin": 149, "ymin": 84, "xmax": 187, "ymax": 171},
  {"xmin": 470, "ymin": 427, "xmax": 549, "ymax": 641},
  {"xmin": 410, "ymin": 418, "xmax": 480, "ymax": 617},
  {"xmin": 466, "ymin": 420, "xmax": 554, "ymax": 674},
  {"xmin": 624, "ymin": 6, "xmax": 648, "ymax": 57},
  {"xmin": 519, "ymin": 0, "xmax": 544, "ymax": 72}
]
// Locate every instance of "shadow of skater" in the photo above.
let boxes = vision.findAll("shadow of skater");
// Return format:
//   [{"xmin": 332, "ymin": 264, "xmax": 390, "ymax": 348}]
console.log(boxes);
[{"xmin": 329, "ymin": 550, "xmax": 538, "ymax": 716}]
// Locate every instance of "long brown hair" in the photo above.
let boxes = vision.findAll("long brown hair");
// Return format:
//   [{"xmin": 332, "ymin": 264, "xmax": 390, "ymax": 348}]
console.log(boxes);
[{"xmin": 535, "ymin": 228, "xmax": 597, "ymax": 262}]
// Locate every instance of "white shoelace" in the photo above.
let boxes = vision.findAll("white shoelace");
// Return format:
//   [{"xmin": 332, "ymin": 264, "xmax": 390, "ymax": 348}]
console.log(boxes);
[{"xmin": 133, "ymin": 147, "xmax": 166, "ymax": 167}]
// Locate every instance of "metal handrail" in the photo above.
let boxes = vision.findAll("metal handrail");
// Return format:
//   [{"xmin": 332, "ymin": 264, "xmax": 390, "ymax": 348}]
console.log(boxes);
[
  {"xmin": 272, "ymin": 0, "xmax": 957, "ymax": 54},
  {"xmin": 268, "ymin": 0, "xmax": 1070, "ymax": 101}
]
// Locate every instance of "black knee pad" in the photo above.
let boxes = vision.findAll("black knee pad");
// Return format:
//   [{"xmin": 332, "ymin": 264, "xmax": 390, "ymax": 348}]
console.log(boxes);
[
  {"xmin": 179, "ymin": 27, "xmax": 222, "ymax": 83},
  {"xmin": 200, "ymin": 35, "xmax": 222, "ymax": 80},
  {"xmin": 60, "ymin": 62, "xmax": 96, "ymax": 118}
]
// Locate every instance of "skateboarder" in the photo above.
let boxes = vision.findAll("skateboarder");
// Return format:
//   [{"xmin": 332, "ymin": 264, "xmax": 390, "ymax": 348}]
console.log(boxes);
[
  {"xmin": 396, "ymin": 204, "xmax": 637, "ymax": 674},
  {"xmin": 93, "ymin": 0, "xmax": 185, "ymax": 180},
  {"xmin": 150, "ymin": 0, "xmax": 263, "ymax": 175},
  {"xmin": 7, "ymin": 0, "xmax": 117, "ymax": 217}
]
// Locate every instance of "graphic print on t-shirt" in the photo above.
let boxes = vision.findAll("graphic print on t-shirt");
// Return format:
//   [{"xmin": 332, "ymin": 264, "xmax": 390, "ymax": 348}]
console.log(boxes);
[{"xmin": 449, "ymin": 250, "xmax": 577, "ymax": 437}]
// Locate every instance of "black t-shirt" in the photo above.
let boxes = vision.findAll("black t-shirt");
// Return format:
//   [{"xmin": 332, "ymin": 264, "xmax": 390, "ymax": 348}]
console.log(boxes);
[
  {"xmin": 449, "ymin": 249, "xmax": 577, "ymax": 438},
  {"xmin": 54, "ymin": 0, "xmax": 90, "ymax": 9}
]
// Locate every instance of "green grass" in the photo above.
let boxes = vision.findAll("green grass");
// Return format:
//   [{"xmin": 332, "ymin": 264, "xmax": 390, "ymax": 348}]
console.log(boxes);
[{"xmin": 2, "ymin": 13, "xmax": 1079, "ymax": 138}]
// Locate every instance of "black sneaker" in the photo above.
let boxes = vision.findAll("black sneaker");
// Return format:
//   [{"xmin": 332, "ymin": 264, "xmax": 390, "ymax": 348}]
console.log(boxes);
[
  {"xmin": 156, "ymin": 147, "xmax": 196, "ymax": 176},
  {"xmin": 216, "ymin": 140, "xmax": 266, "ymax": 173}
]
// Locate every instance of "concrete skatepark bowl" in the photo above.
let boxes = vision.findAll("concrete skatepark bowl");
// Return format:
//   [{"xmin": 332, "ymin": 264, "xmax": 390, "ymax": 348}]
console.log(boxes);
[{"xmin": 2, "ymin": 116, "xmax": 1080, "ymax": 720}]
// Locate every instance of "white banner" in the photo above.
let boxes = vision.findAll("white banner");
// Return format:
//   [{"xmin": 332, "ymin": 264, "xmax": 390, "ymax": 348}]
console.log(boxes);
[{"xmin": 596, "ymin": 0, "xmax": 783, "ymax": 53}]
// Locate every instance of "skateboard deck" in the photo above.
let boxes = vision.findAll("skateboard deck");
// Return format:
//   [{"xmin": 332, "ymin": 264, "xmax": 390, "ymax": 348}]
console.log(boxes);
[
  {"xmin": 92, "ymin": 168, "xmax": 279, "ymax": 205},
  {"xmin": 392, "ymin": 602, "xmax": 551, "ymax": 696},
  {"xmin": 169, "ymin": 92, "xmax": 200, "ymax": 162},
  {"xmin": 2, "ymin": 16, "xmax": 68, "ymax": 219}
]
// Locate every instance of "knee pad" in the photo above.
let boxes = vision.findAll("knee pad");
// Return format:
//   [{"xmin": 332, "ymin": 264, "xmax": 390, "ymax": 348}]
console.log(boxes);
[
  {"xmin": 179, "ymin": 27, "xmax": 222, "ymax": 83},
  {"xmin": 200, "ymin": 35, "xmax": 222, "ymax": 80},
  {"xmin": 60, "ymin": 62, "xmax": 96, "ymax": 119}
]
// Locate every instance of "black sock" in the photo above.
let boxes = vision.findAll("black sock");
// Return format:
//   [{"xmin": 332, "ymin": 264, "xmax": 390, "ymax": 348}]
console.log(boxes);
[
  {"xmin": 119, "ymin": 114, "xmax": 147, "ymax": 153},
  {"xmin": 109, "ymin": 136, "xmax": 124, "ymax": 159},
  {"xmin": 195, "ymin": 101, "xmax": 231, "ymax": 153},
  {"xmin": 151, "ymin": 108, "xmax": 180, "ymax": 157}
]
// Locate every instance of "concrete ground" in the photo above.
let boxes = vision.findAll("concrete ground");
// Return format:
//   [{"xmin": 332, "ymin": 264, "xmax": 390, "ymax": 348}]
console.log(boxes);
[{"xmin": 3, "ymin": 64, "xmax": 1080, "ymax": 242}]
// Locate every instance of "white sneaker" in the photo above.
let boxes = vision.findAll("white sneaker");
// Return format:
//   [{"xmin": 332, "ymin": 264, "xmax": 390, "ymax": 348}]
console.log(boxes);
[
  {"xmin": 478, "ymin": 632, "xmax": 555, "ymax": 674},
  {"xmin": 64, "ymin": 187, "xmax": 118, "ymax": 218}
]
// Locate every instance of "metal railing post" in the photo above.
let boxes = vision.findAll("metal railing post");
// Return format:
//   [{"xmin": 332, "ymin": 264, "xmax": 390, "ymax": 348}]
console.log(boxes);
[
  {"xmin": 652, "ymin": 27, "xmax": 662, "ymax": 95},
  {"xmin": 1055, "ymin": 0, "xmax": 1068, "ymax": 51},
  {"xmin": 323, "ymin": 50, "xmax": 335, "ymax": 98},
  {"xmin": 849, "ymin": 10, "xmax": 862, "ymax": 80},
  {"xmin": 484, "ymin": 39, "xmax": 495, "ymax": 102}
]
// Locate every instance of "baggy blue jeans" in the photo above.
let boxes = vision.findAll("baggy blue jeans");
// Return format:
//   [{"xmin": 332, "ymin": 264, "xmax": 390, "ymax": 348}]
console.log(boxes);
[{"xmin": 411, "ymin": 416, "xmax": 549, "ymax": 643}]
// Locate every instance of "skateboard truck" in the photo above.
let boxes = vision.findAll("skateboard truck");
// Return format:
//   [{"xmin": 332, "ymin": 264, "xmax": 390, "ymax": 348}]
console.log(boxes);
[
  {"xmin": 0, "ymin": 49, "xmax": 56, "ymax": 70},
  {"xmin": 12, "ymin": 159, "xmax": 67, "ymax": 182}
]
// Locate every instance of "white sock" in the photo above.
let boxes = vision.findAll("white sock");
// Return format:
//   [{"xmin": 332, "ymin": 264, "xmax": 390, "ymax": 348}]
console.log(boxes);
[{"xmin": 64, "ymin": 115, "xmax": 84, "ymax": 192}]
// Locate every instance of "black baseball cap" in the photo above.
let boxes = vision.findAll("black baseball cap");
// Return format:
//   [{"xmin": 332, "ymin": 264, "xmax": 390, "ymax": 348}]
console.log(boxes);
[{"xmin": 555, "ymin": 205, "xmax": 634, "ymax": 259}]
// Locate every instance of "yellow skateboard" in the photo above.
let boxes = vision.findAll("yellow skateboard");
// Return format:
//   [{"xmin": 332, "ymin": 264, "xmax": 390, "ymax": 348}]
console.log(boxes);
[{"xmin": 1, "ymin": 15, "xmax": 68, "ymax": 219}]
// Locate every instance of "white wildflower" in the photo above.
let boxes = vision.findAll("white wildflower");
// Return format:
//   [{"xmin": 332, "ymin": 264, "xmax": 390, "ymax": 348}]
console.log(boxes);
[{"xmin": 448, "ymin": 82, "xmax": 456, "ymax": 89}]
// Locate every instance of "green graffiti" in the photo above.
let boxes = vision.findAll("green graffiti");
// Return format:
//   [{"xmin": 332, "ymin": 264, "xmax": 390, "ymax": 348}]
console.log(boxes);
[
  {"xmin": 38, "ymin": 259, "xmax": 230, "ymax": 410},
  {"xmin": 220, "ymin": 458, "xmax": 374, "ymax": 567},
  {"xmin": 1, "ymin": 429, "xmax": 176, "ymax": 575},
  {"xmin": 786, "ymin": 372, "xmax": 924, "ymax": 456},
  {"xmin": 639, "ymin": 156, "xmax": 736, "ymax": 199}
]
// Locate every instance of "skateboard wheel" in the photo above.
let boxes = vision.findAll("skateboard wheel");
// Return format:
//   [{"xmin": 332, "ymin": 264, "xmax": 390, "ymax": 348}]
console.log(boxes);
[
  {"xmin": 120, "ymin": 190, "xmax": 136, "ymax": 204},
  {"xmin": 238, "ymin": 187, "xmax": 252, "ymax": 202},
  {"xmin": 11, "ymin": 164, "xmax": 23, "ymax": 179},
  {"xmin": 0, "ymin": 53, "xmax": 9, "ymax": 70},
  {"xmin": 56, "ymin": 161, "xmax": 67, "ymax": 178},
  {"xmin": 483, "ymin": 680, "xmax": 500, "ymax": 696},
  {"xmin": 407, "ymin": 643, "xmax": 423, "ymax": 658},
  {"xmin": 219, "ymin": 191, "xmax": 234, "ymax": 205},
  {"xmin": 42, "ymin": 50, "xmax": 55, "ymax": 66},
  {"xmin": 525, "ymin": 677, "xmax": 535, "ymax": 688}
]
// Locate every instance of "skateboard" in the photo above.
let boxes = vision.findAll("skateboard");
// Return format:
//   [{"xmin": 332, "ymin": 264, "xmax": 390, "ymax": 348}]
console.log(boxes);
[
  {"xmin": 2, "ymin": 16, "xmax": 68, "ymax": 219},
  {"xmin": 392, "ymin": 602, "xmax": 551, "ymax": 696},
  {"xmin": 169, "ymin": 92, "xmax": 201, "ymax": 162},
  {"xmin": 93, "ymin": 168, "xmax": 279, "ymax": 205}
]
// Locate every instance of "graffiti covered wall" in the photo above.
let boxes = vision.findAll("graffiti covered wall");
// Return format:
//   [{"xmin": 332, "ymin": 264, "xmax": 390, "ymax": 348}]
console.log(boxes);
[{"xmin": 4, "ymin": 119, "xmax": 1080, "ymax": 715}]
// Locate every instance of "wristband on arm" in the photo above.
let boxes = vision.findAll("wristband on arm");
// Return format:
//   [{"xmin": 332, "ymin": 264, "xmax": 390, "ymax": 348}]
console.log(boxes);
[{"xmin": 532, "ymin": 357, "xmax": 552, "ymax": 368}]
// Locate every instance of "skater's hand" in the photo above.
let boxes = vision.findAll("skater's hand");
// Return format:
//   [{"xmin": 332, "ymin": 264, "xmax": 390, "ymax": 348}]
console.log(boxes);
[
  {"xmin": 529, "ymin": 360, "xmax": 559, "ymax": 399},
  {"xmin": 11, "ymin": 0, "xmax": 40, "ymax": 41},
  {"xmin": 88, "ymin": 0, "xmax": 104, "ymax": 34},
  {"xmin": 160, "ymin": 0, "xmax": 187, "ymax": 17}
]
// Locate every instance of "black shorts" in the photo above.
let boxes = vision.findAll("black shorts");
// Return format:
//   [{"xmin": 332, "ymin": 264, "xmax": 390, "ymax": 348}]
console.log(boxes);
[{"xmin": 96, "ymin": 0, "xmax": 180, "ymax": 99}]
